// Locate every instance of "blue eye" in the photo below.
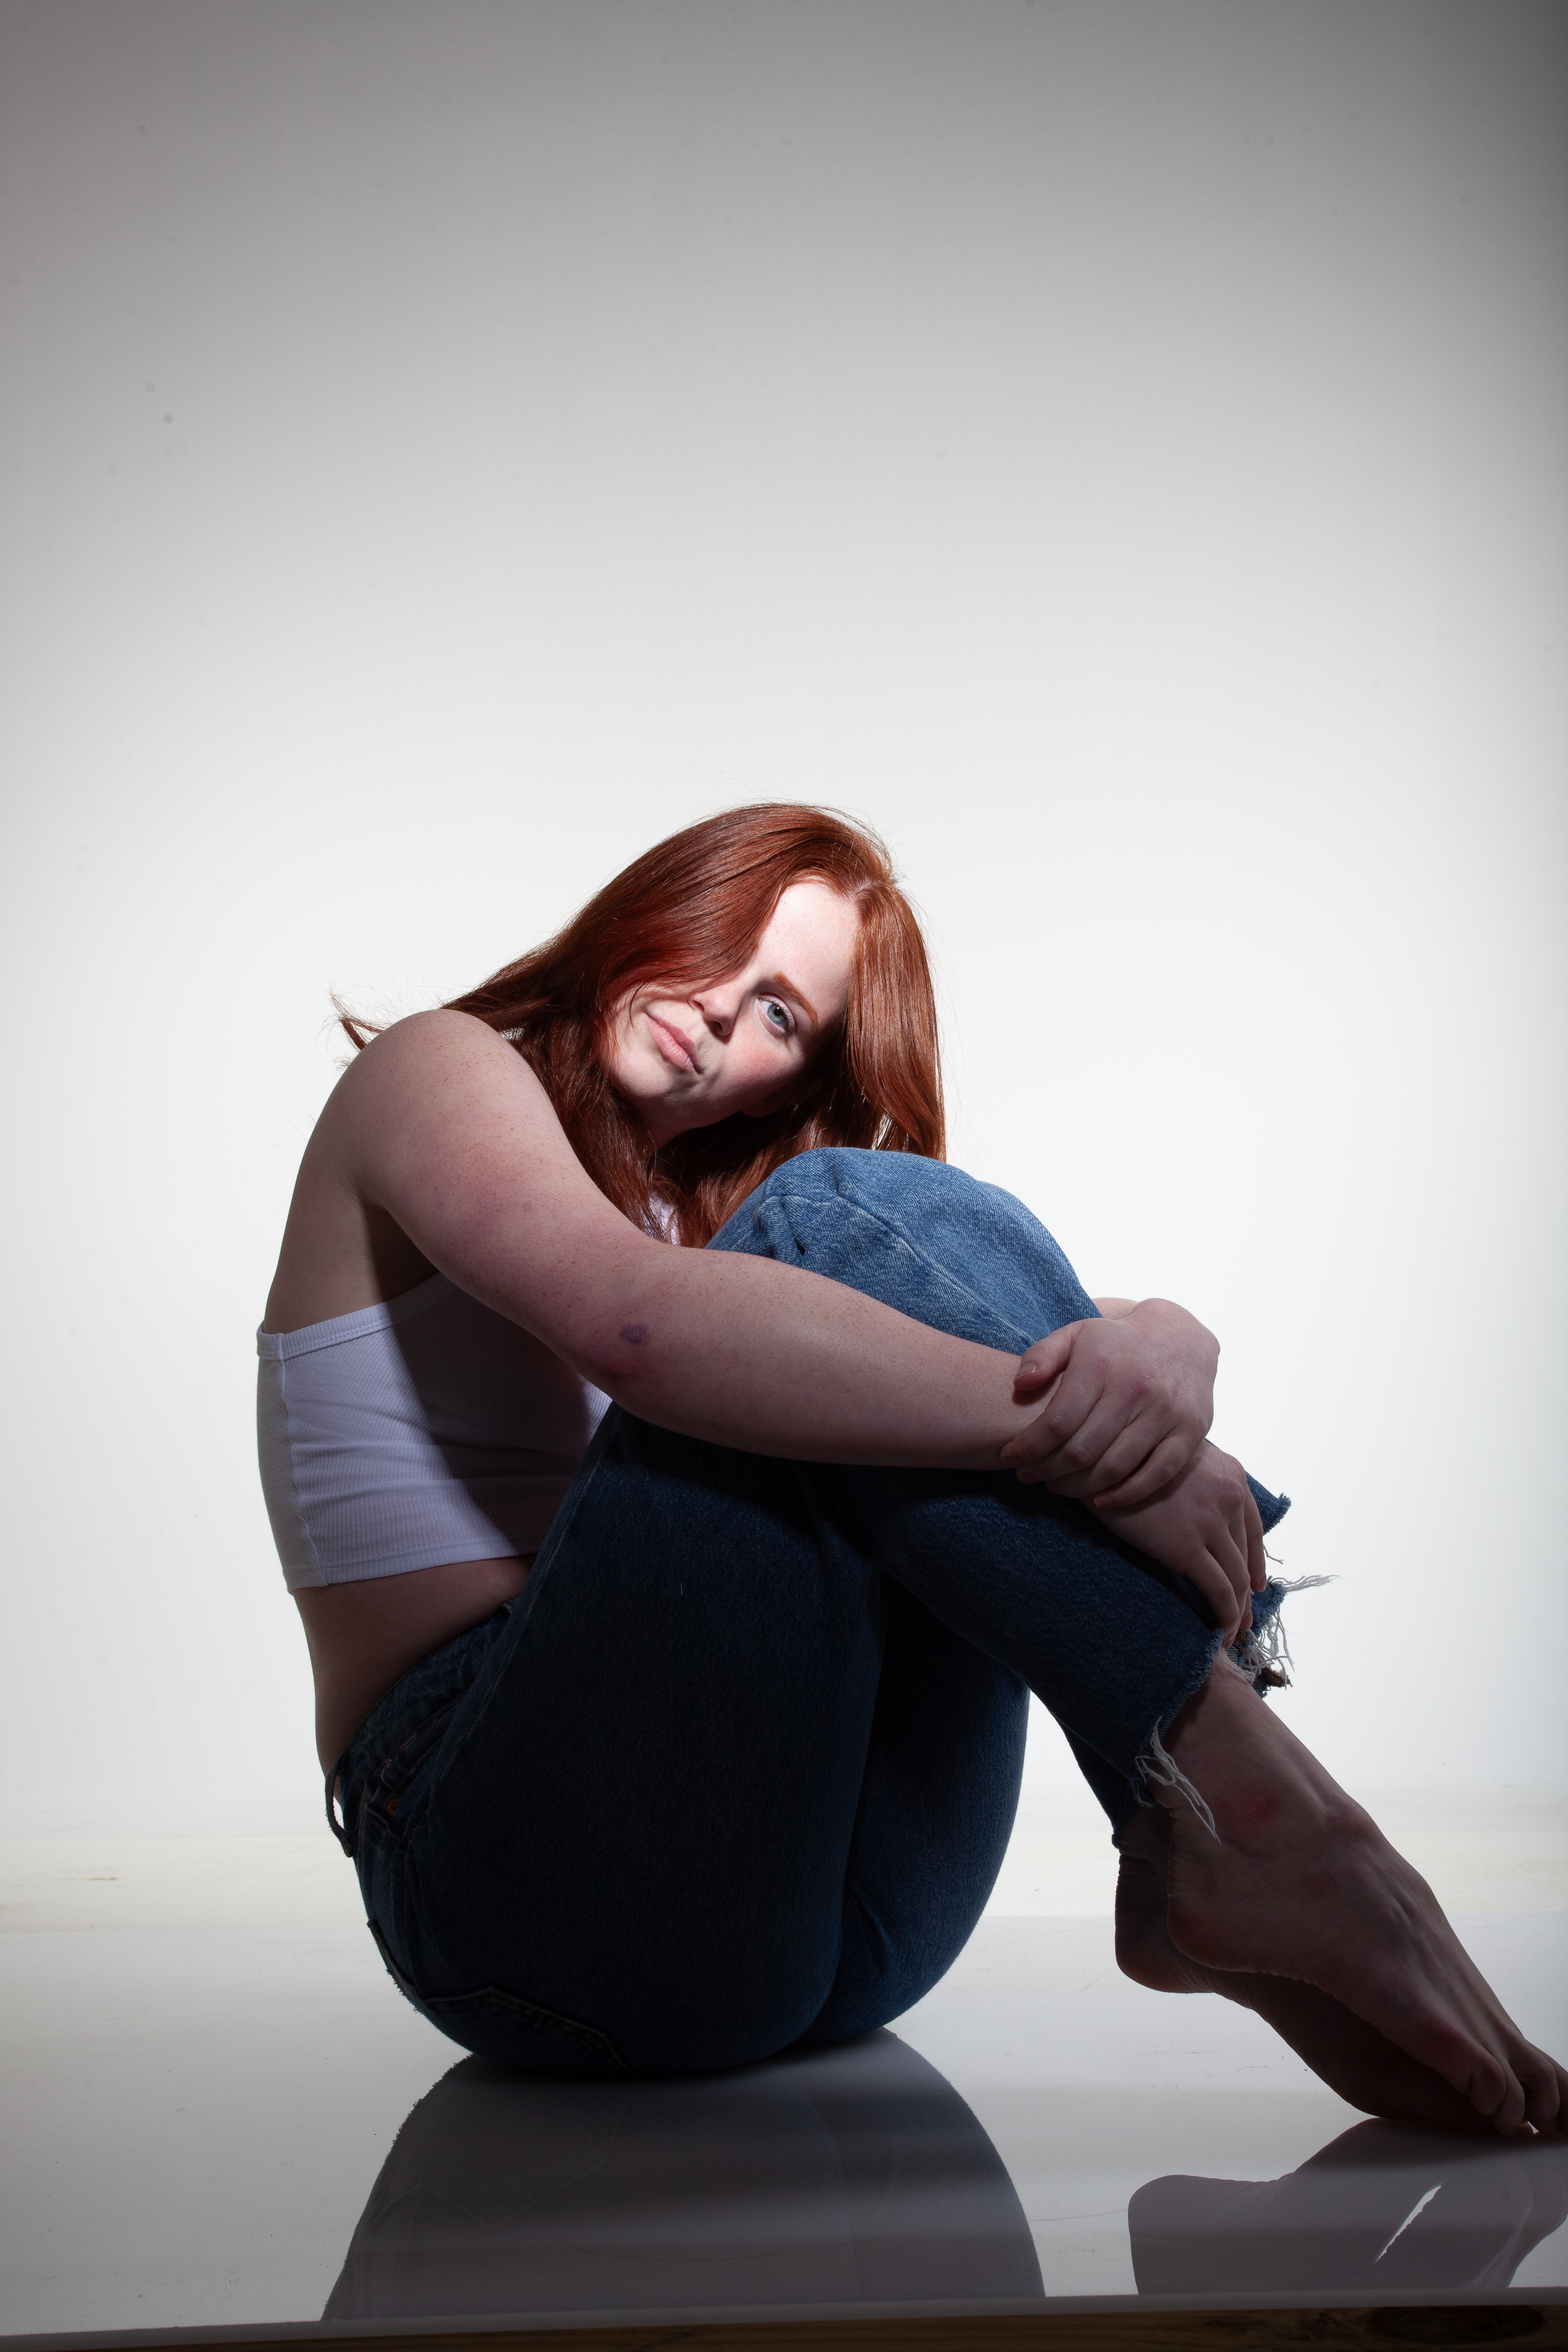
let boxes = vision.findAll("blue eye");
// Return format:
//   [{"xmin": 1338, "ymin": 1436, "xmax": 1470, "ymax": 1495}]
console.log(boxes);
[{"xmin": 762, "ymin": 998, "xmax": 792, "ymax": 1034}]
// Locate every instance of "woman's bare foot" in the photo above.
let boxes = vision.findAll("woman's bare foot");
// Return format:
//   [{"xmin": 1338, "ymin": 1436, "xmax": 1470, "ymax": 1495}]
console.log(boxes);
[
  {"xmin": 1132, "ymin": 1662, "xmax": 1568, "ymax": 2137},
  {"xmin": 1116, "ymin": 1808, "xmax": 1499, "ymax": 2131}
]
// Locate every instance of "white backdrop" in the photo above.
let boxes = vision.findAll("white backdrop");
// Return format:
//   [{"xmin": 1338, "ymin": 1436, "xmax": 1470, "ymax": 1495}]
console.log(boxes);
[{"xmin": 1, "ymin": 0, "xmax": 1563, "ymax": 1834}]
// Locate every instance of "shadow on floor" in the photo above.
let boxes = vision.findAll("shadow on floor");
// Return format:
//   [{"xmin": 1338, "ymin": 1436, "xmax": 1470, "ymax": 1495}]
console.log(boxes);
[
  {"xmin": 326, "ymin": 2030, "xmax": 1568, "ymax": 2321},
  {"xmin": 1130, "ymin": 2117, "xmax": 1568, "ymax": 2296},
  {"xmin": 325, "ymin": 2028, "xmax": 1043, "ymax": 2318}
]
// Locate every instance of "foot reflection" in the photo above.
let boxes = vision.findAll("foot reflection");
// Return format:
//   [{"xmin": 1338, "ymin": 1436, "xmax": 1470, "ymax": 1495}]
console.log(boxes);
[
  {"xmin": 1130, "ymin": 2120, "xmax": 1568, "ymax": 2296},
  {"xmin": 325, "ymin": 2029, "xmax": 1043, "ymax": 2321}
]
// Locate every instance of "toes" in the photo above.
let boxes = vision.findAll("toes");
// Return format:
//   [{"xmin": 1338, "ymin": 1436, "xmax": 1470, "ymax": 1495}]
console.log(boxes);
[
  {"xmin": 1469, "ymin": 2052, "xmax": 1527, "ymax": 2136},
  {"xmin": 1443, "ymin": 2028, "xmax": 1514, "ymax": 2131},
  {"xmin": 1518, "ymin": 2049, "xmax": 1568, "ymax": 2135}
]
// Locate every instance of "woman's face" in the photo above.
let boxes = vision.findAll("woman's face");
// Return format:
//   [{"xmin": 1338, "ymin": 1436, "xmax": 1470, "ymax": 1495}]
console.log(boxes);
[{"xmin": 603, "ymin": 879, "xmax": 861, "ymax": 1148}]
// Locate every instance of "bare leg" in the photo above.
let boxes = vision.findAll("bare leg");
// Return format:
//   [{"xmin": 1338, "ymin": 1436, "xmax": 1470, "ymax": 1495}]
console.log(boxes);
[{"xmin": 1115, "ymin": 1659, "xmax": 1568, "ymax": 2137}]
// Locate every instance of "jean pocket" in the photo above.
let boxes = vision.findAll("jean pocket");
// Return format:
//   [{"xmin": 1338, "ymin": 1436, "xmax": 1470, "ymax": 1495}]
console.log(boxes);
[{"xmin": 411, "ymin": 1978, "xmax": 634, "ymax": 2078}]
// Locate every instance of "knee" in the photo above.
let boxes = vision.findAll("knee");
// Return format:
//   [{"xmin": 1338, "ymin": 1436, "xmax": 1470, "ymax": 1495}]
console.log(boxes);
[
  {"xmin": 749, "ymin": 1146, "xmax": 985, "ymax": 1224},
  {"xmin": 712, "ymin": 1148, "xmax": 1095, "ymax": 1349},
  {"xmin": 774, "ymin": 1145, "xmax": 931, "ymax": 1197},
  {"xmin": 712, "ymin": 1147, "xmax": 985, "ymax": 1274},
  {"xmin": 750, "ymin": 1148, "xmax": 1061, "ymax": 1278}
]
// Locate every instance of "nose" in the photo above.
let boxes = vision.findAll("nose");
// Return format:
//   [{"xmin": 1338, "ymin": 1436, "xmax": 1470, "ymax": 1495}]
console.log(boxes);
[{"xmin": 691, "ymin": 983, "xmax": 738, "ymax": 1039}]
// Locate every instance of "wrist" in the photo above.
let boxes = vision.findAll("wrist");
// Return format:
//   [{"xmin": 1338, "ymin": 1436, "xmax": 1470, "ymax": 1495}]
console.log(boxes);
[{"xmin": 1130, "ymin": 1295, "xmax": 1220, "ymax": 1366}]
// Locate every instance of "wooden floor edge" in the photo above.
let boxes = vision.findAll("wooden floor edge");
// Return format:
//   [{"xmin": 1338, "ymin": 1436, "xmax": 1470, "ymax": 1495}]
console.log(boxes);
[{"xmin": 5, "ymin": 2298, "xmax": 1568, "ymax": 2352}]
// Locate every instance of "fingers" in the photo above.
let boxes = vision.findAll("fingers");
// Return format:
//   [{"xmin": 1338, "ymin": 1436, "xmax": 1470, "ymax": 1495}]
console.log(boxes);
[
  {"xmin": 1013, "ymin": 1325, "xmax": 1080, "ymax": 1391},
  {"xmin": 1185, "ymin": 1547, "xmax": 1245, "ymax": 1644},
  {"xmin": 1135, "ymin": 1500, "xmax": 1249, "ymax": 1643},
  {"xmin": 1228, "ymin": 1511, "xmax": 1254, "ymax": 1636},
  {"xmin": 1001, "ymin": 1331, "xmax": 1098, "ymax": 1475},
  {"xmin": 1009, "ymin": 1376, "xmax": 1197, "ymax": 1492},
  {"xmin": 1091, "ymin": 1428, "xmax": 1200, "ymax": 1508},
  {"xmin": 1197, "ymin": 1449, "xmax": 1257, "ymax": 1629},
  {"xmin": 1207, "ymin": 1523, "xmax": 1252, "ymax": 1642},
  {"xmin": 1244, "ymin": 1486, "xmax": 1266, "ymax": 1591},
  {"xmin": 1006, "ymin": 1317, "xmax": 1212, "ymax": 1500},
  {"xmin": 1194, "ymin": 1481, "xmax": 1253, "ymax": 1641},
  {"xmin": 1085, "ymin": 1446, "xmax": 1264, "ymax": 1640},
  {"xmin": 1003, "ymin": 1371, "xmax": 1118, "ymax": 1482},
  {"xmin": 1027, "ymin": 1391, "xmax": 1153, "ymax": 1486}
]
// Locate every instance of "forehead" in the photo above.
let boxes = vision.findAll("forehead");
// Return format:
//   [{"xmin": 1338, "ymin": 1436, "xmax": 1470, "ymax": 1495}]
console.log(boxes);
[{"xmin": 755, "ymin": 881, "xmax": 860, "ymax": 1016}]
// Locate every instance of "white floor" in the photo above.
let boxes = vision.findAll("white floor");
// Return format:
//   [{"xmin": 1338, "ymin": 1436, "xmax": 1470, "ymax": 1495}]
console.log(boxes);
[{"xmin": 2, "ymin": 1800, "xmax": 1565, "ymax": 2340}]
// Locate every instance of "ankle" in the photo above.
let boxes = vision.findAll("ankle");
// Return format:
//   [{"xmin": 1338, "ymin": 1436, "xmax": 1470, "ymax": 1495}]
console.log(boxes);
[{"xmin": 1155, "ymin": 1661, "xmax": 1345, "ymax": 1853}]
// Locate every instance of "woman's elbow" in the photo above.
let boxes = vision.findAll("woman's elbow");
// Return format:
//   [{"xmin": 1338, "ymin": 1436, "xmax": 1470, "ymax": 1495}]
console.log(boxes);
[{"xmin": 574, "ymin": 1316, "xmax": 670, "ymax": 1407}]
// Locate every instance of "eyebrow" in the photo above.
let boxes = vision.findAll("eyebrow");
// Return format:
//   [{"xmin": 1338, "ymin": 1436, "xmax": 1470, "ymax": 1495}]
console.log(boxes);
[{"xmin": 762, "ymin": 971, "xmax": 820, "ymax": 1028}]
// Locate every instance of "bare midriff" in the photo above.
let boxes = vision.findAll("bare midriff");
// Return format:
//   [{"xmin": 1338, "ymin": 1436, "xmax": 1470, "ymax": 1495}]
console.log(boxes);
[{"xmin": 294, "ymin": 1552, "xmax": 536, "ymax": 1772}]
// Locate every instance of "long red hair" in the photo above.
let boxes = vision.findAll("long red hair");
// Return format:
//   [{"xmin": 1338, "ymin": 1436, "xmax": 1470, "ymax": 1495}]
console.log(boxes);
[{"xmin": 342, "ymin": 804, "xmax": 944, "ymax": 1247}]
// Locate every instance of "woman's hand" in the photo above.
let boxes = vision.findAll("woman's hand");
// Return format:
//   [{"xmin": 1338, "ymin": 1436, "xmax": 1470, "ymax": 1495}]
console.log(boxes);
[
  {"xmin": 1091, "ymin": 1443, "xmax": 1266, "ymax": 1642},
  {"xmin": 998, "ymin": 1299, "xmax": 1218, "ymax": 1506}
]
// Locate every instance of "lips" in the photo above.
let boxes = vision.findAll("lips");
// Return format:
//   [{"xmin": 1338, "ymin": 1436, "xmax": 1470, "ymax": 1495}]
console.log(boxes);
[{"xmin": 645, "ymin": 1011, "xmax": 699, "ymax": 1072}]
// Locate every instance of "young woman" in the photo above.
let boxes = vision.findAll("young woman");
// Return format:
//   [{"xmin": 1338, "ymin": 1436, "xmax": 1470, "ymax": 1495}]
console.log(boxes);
[{"xmin": 260, "ymin": 804, "xmax": 1564, "ymax": 2135}]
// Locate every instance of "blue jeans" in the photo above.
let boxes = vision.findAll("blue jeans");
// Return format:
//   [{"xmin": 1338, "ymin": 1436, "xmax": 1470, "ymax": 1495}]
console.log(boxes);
[{"xmin": 338, "ymin": 1150, "xmax": 1289, "ymax": 2078}]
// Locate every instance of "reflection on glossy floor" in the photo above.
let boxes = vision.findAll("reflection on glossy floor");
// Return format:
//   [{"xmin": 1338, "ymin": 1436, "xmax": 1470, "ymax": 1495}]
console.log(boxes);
[{"xmin": 3, "ymin": 1897, "xmax": 1565, "ymax": 2339}]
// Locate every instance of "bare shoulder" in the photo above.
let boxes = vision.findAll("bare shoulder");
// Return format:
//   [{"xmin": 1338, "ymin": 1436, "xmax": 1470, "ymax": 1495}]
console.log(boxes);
[
  {"xmin": 320, "ymin": 1010, "xmax": 558, "ymax": 1155},
  {"xmin": 338, "ymin": 1007, "xmax": 541, "ymax": 1104},
  {"xmin": 265, "ymin": 1011, "xmax": 595, "ymax": 1334},
  {"xmin": 330, "ymin": 1006, "xmax": 603, "ymax": 1217}
]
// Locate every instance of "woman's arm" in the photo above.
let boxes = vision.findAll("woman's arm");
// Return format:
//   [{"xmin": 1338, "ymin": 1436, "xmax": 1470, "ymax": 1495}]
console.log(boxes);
[
  {"xmin": 295, "ymin": 1012, "xmax": 1256, "ymax": 1632},
  {"xmin": 327, "ymin": 1014, "xmax": 1051, "ymax": 1469}
]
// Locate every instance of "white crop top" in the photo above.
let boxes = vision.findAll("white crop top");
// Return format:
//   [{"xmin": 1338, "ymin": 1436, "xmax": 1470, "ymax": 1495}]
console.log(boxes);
[{"xmin": 256, "ymin": 1275, "xmax": 611, "ymax": 1592}]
